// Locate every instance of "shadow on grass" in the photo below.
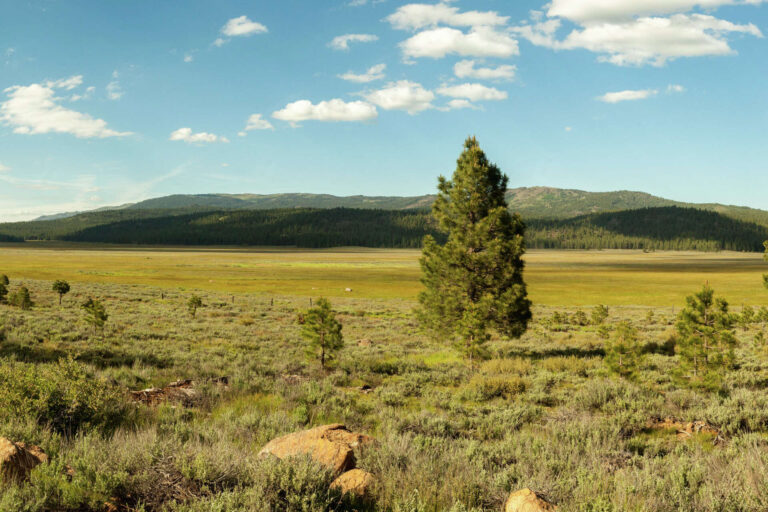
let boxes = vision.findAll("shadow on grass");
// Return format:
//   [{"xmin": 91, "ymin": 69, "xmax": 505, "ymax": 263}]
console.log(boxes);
[
  {"xmin": 503, "ymin": 346, "xmax": 606, "ymax": 360},
  {"xmin": 0, "ymin": 342, "xmax": 170, "ymax": 369}
]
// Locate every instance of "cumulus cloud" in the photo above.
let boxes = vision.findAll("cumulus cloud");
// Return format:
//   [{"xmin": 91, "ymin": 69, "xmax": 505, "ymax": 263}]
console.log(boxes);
[
  {"xmin": 215, "ymin": 15, "xmax": 268, "ymax": 46},
  {"xmin": 329, "ymin": 33, "xmax": 379, "ymax": 51},
  {"xmin": 386, "ymin": 3, "xmax": 509, "ymax": 31},
  {"xmin": 363, "ymin": 80, "xmax": 435, "ymax": 114},
  {"xmin": 548, "ymin": 0, "xmax": 767, "ymax": 23},
  {"xmin": 339, "ymin": 63, "xmax": 386, "ymax": 83},
  {"xmin": 0, "ymin": 77, "xmax": 131, "ymax": 138},
  {"xmin": 598, "ymin": 89, "xmax": 659, "ymax": 103},
  {"xmin": 454, "ymin": 60, "xmax": 516, "ymax": 80},
  {"xmin": 437, "ymin": 83, "xmax": 507, "ymax": 101},
  {"xmin": 272, "ymin": 99, "xmax": 378, "ymax": 123},
  {"xmin": 169, "ymin": 127, "xmax": 229, "ymax": 143},
  {"xmin": 445, "ymin": 99, "xmax": 477, "ymax": 110},
  {"xmin": 400, "ymin": 26, "xmax": 519, "ymax": 59},
  {"xmin": 221, "ymin": 15, "xmax": 268, "ymax": 37},
  {"xmin": 668, "ymin": 83, "xmax": 686, "ymax": 93},
  {"xmin": 0, "ymin": 163, "xmax": 10, "ymax": 172},
  {"xmin": 244, "ymin": 113, "xmax": 274, "ymax": 131},
  {"xmin": 515, "ymin": 4, "xmax": 763, "ymax": 67}
]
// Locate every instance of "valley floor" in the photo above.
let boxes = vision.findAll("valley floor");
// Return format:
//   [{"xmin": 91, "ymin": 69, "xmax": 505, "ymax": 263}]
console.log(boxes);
[{"xmin": 0, "ymin": 247, "xmax": 767, "ymax": 510}]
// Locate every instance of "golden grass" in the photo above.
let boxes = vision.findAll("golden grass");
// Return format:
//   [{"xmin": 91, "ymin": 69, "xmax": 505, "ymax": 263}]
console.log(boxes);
[{"xmin": 0, "ymin": 243, "xmax": 765, "ymax": 306}]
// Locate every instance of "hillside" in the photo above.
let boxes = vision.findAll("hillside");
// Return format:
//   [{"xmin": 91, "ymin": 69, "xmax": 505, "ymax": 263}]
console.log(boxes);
[
  {"xmin": 4, "ymin": 206, "xmax": 767, "ymax": 252},
  {"xmin": 34, "ymin": 187, "xmax": 768, "ymax": 228}
]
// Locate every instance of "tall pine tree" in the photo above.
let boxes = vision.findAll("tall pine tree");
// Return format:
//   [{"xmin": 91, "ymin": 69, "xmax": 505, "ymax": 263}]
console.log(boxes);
[
  {"xmin": 419, "ymin": 137, "xmax": 531, "ymax": 366},
  {"xmin": 763, "ymin": 241, "xmax": 767, "ymax": 290}
]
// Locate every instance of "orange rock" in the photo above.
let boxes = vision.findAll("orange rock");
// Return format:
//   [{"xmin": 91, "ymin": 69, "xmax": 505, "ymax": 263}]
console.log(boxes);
[
  {"xmin": 331, "ymin": 469, "xmax": 376, "ymax": 497},
  {"xmin": 258, "ymin": 424, "xmax": 374, "ymax": 476},
  {"xmin": 0, "ymin": 437, "xmax": 48, "ymax": 483},
  {"xmin": 505, "ymin": 488, "xmax": 557, "ymax": 512}
]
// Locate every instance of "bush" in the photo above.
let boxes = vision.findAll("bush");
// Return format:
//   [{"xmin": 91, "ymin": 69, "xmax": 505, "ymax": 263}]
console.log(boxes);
[
  {"xmin": 464, "ymin": 375, "xmax": 527, "ymax": 401},
  {"xmin": 0, "ymin": 358, "xmax": 131, "ymax": 435}
]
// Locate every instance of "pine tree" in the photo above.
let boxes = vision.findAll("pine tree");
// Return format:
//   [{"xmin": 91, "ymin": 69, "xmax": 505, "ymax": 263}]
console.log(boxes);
[
  {"xmin": 0, "ymin": 282, "xmax": 7, "ymax": 304},
  {"xmin": 418, "ymin": 137, "xmax": 531, "ymax": 367},
  {"xmin": 300, "ymin": 298, "xmax": 343, "ymax": 370},
  {"xmin": 9, "ymin": 286, "xmax": 33, "ymax": 310},
  {"xmin": 763, "ymin": 241, "xmax": 768, "ymax": 290},
  {"xmin": 52, "ymin": 280, "xmax": 70, "ymax": 305},
  {"xmin": 187, "ymin": 295, "xmax": 203, "ymax": 318},
  {"xmin": 675, "ymin": 285, "xmax": 736, "ymax": 389},
  {"xmin": 605, "ymin": 321, "xmax": 641, "ymax": 378},
  {"xmin": 81, "ymin": 298, "xmax": 108, "ymax": 332}
]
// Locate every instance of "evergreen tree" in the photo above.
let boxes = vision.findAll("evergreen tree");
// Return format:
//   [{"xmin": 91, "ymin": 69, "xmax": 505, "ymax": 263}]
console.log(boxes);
[
  {"xmin": 81, "ymin": 298, "xmax": 108, "ymax": 332},
  {"xmin": 9, "ymin": 286, "xmax": 33, "ymax": 310},
  {"xmin": 591, "ymin": 304, "xmax": 609, "ymax": 325},
  {"xmin": 300, "ymin": 298, "xmax": 343, "ymax": 370},
  {"xmin": 675, "ymin": 285, "xmax": 736, "ymax": 389},
  {"xmin": 418, "ymin": 137, "xmax": 531, "ymax": 367},
  {"xmin": 0, "ymin": 274, "xmax": 8, "ymax": 286},
  {"xmin": 187, "ymin": 295, "xmax": 203, "ymax": 318},
  {"xmin": 763, "ymin": 241, "xmax": 768, "ymax": 290},
  {"xmin": 52, "ymin": 280, "xmax": 71, "ymax": 305},
  {"xmin": 0, "ymin": 282, "xmax": 7, "ymax": 304},
  {"xmin": 605, "ymin": 321, "xmax": 641, "ymax": 378}
]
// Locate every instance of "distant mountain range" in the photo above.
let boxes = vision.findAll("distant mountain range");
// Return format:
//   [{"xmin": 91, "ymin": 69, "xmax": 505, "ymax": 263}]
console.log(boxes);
[
  {"xmin": 4, "ymin": 187, "xmax": 767, "ymax": 252},
  {"xmin": 32, "ymin": 187, "xmax": 768, "ymax": 227}
]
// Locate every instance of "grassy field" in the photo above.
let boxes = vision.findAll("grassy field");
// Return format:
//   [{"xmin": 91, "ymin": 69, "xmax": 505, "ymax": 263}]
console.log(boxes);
[
  {"xmin": 2, "ymin": 245, "xmax": 768, "ymax": 511},
  {"xmin": 0, "ymin": 243, "xmax": 766, "ymax": 306}
]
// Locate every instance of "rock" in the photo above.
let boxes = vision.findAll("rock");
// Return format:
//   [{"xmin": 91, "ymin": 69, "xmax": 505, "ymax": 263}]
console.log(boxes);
[
  {"xmin": 357, "ymin": 339, "xmax": 372, "ymax": 347},
  {"xmin": 505, "ymin": 488, "xmax": 557, "ymax": 512},
  {"xmin": 331, "ymin": 469, "xmax": 376, "ymax": 497},
  {"xmin": 0, "ymin": 437, "xmax": 48, "ymax": 483},
  {"xmin": 345, "ymin": 288, "xmax": 353, "ymax": 292},
  {"xmin": 130, "ymin": 379, "xmax": 200, "ymax": 407},
  {"xmin": 259, "ymin": 424, "xmax": 374, "ymax": 476}
]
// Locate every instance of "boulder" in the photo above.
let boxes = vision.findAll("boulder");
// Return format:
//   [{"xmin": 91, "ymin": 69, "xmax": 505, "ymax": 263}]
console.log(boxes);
[
  {"xmin": 331, "ymin": 468, "xmax": 376, "ymax": 498},
  {"xmin": 357, "ymin": 339, "xmax": 372, "ymax": 347},
  {"xmin": 505, "ymin": 488, "xmax": 557, "ymax": 512},
  {"xmin": 259, "ymin": 424, "xmax": 374, "ymax": 476},
  {"xmin": 0, "ymin": 437, "xmax": 48, "ymax": 482}
]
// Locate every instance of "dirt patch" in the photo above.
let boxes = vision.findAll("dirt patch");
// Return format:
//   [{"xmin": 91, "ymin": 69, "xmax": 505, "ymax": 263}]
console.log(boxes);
[
  {"xmin": 130, "ymin": 377, "xmax": 228, "ymax": 407},
  {"xmin": 648, "ymin": 417, "xmax": 724, "ymax": 445}
]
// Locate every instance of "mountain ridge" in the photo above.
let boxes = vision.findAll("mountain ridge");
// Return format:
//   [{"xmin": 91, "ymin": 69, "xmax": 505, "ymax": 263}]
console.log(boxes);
[{"xmin": 30, "ymin": 187, "xmax": 768, "ymax": 227}]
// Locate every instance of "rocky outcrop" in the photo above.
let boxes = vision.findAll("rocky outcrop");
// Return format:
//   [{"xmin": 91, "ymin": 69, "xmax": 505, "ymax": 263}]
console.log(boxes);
[
  {"xmin": 259, "ymin": 424, "xmax": 374, "ymax": 476},
  {"xmin": 0, "ymin": 437, "xmax": 48, "ymax": 482},
  {"xmin": 505, "ymin": 488, "xmax": 557, "ymax": 512},
  {"xmin": 330, "ymin": 468, "xmax": 376, "ymax": 497}
]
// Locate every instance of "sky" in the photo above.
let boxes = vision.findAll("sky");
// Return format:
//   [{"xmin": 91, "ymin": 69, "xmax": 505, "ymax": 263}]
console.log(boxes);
[{"xmin": 0, "ymin": 0, "xmax": 767, "ymax": 221}]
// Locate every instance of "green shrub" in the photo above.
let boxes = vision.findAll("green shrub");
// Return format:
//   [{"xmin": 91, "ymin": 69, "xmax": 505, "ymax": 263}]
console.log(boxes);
[
  {"xmin": 465, "ymin": 375, "xmax": 527, "ymax": 401},
  {"xmin": 0, "ymin": 358, "xmax": 131, "ymax": 435}
]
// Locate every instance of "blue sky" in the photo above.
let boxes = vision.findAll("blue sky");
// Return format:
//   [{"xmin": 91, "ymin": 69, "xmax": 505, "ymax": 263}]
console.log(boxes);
[{"xmin": 0, "ymin": 0, "xmax": 766, "ymax": 221}]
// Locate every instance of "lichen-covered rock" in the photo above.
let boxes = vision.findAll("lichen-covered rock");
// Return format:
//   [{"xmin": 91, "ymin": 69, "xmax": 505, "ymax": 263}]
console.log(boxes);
[
  {"xmin": 331, "ymin": 469, "xmax": 376, "ymax": 497},
  {"xmin": 0, "ymin": 437, "xmax": 48, "ymax": 482},
  {"xmin": 505, "ymin": 488, "xmax": 557, "ymax": 512},
  {"xmin": 258, "ymin": 424, "xmax": 374, "ymax": 475}
]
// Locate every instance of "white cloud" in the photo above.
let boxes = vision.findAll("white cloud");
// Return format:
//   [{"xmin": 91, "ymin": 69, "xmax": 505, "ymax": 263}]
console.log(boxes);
[
  {"xmin": 46, "ymin": 75, "xmax": 83, "ymax": 90},
  {"xmin": 454, "ymin": 60, "xmax": 516, "ymax": 80},
  {"xmin": 70, "ymin": 86, "xmax": 95, "ymax": 102},
  {"xmin": 364, "ymin": 80, "xmax": 435, "ymax": 114},
  {"xmin": 400, "ymin": 26, "xmax": 519, "ymax": 59},
  {"xmin": 0, "ymin": 78, "xmax": 131, "ymax": 138},
  {"xmin": 668, "ymin": 83, "xmax": 686, "ymax": 93},
  {"xmin": 339, "ymin": 63, "xmax": 386, "ymax": 83},
  {"xmin": 244, "ymin": 113, "xmax": 274, "ymax": 131},
  {"xmin": 516, "ymin": 8, "xmax": 763, "ymax": 67},
  {"xmin": 272, "ymin": 99, "xmax": 378, "ymax": 123},
  {"xmin": 221, "ymin": 15, "xmax": 268, "ymax": 37},
  {"xmin": 548, "ymin": 0, "xmax": 767, "ymax": 23},
  {"xmin": 184, "ymin": 54, "xmax": 194, "ymax": 63},
  {"xmin": 169, "ymin": 127, "xmax": 229, "ymax": 143},
  {"xmin": 598, "ymin": 89, "xmax": 658, "ymax": 103},
  {"xmin": 329, "ymin": 33, "xmax": 379, "ymax": 51},
  {"xmin": 106, "ymin": 72, "xmax": 123, "ymax": 100},
  {"xmin": 445, "ymin": 99, "xmax": 477, "ymax": 110},
  {"xmin": 437, "ymin": 83, "xmax": 507, "ymax": 101},
  {"xmin": 213, "ymin": 38, "xmax": 226, "ymax": 47},
  {"xmin": 0, "ymin": 163, "xmax": 9, "ymax": 172},
  {"xmin": 386, "ymin": 3, "xmax": 509, "ymax": 31}
]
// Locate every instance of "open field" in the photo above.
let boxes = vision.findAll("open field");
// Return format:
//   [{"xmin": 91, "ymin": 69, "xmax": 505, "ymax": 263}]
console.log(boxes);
[
  {"xmin": 2, "ymin": 269, "xmax": 768, "ymax": 510},
  {"xmin": 1, "ymin": 243, "xmax": 766, "ymax": 306}
]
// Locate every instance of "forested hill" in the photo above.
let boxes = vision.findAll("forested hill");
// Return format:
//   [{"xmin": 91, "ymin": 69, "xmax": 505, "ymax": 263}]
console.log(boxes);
[
  {"xmin": 2, "ymin": 206, "xmax": 767, "ymax": 252},
  {"xmin": 30, "ymin": 187, "xmax": 768, "ymax": 228}
]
